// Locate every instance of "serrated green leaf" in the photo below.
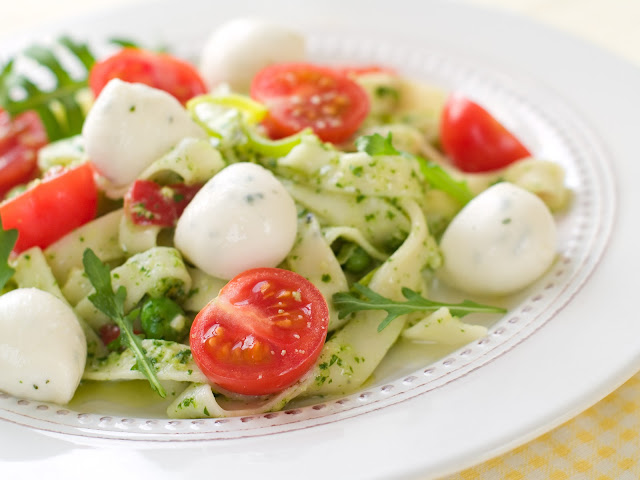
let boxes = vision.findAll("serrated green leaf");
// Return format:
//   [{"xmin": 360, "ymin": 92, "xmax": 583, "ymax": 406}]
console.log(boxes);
[
  {"xmin": 82, "ymin": 249, "xmax": 166, "ymax": 398},
  {"xmin": 58, "ymin": 36, "xmax": 96, "ymax": 71},
  {"xmin": 413, "ymin": 156, "xmax": 474, "ymax": 205},
  {"xmin": 356, "ymin": 133, "xmax": 400, "ymax": 156},
  {"xmin": 34, "ymin": 105, "xmax": 64, "ymax": 141},
  {"xmin": 333, "ymin": 283, "xmax": 506, "ymax": 332},
  {"xmin": 0, "ymin": 37, "xmax": 96, "ymax": 141},
  {"xmin": 25, "ymin": 45, "xmax": 72, "ymax": 86},
  {"xmin": 59, "ymin": 95, "xmax": 85, "ymax": 134}
]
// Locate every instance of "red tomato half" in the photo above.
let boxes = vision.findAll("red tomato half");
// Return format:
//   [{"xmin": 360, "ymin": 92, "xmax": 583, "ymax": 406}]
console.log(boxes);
[
  {"xmin": 190, "ymin": 268, "xmax": 329, "ymax": 396},
  {"xmin": 124, "ymin": 180, "xmax": 202, "ymax": 227},
  {"xmin": 0, "ymin": 163, "xmax": 98, "ymax": 253},
  {"xmin": 0, "ymin": 110, "xmax": 48, "ymax": 197},
  {"xmin": 89, "ymin": 48, "xmax": 207, "ymax": 104},
  {"xmin": 250, "ymin": 63, "xmax": 370, "ymax": 144},
  {"xmin": 440, "ymin": 94, "xmax": 531, "ymax": 173}
]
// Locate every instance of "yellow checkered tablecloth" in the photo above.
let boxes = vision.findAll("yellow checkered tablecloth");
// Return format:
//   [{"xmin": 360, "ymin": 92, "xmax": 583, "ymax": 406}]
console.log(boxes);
[{"xmin": 443, "ymin": 374, "xmax": 640, "ymax": 479}]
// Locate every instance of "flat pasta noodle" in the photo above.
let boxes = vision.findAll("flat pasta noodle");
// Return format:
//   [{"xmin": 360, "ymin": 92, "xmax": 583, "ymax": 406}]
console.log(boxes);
[
  {"xmin": 13, "ymin": 247, "xmax": 66, "ymax": 300},
  {"xmin": 502, "ymin": 158, "xmax": 570, "ymax": 211},
  {"xmin": 83, "ymin": 339, "xmax": 206, "ymax": 383},
  {"xmin": 167, "ymin": 370, "xmax": 315, "ymax": 419},
  {"xmin": 60, "ymin": 267, "xmax": 93, "ymax": 306},
  {"xmin": 138, "ymin": 137, "xmax": 226, "ymax": 185},
  {"xmin": 44, "ymin": 208, "xmax": 125, "ymax": 284},
  {"xmin": 74, "ymin": 246, "xmax": 192, "ymax": 331},
  {"xmin": 322, "ymin": 225, "xmax": 388, "ymax": 262},
  {"xmin": 283, "ymin": 181, "xmax": 410, "ymax": 249},
  {"xmin": 306, "ymin": 198, "xmax": 435, "ymax": 396},
  {"xmin": 277, "ymin": 137, "xmax": 425, "ymax": 199},
  {"xmin": 182, "ymin": 267, "xmax": 227, "ymax": 313},
  {"xmin": 401, "ymin": 306, "xmax": 488, "ymax": 346},
  {"xmin": 118, "ymin": 214, "xmax": 161, "ymax": 256},
  {"xmin": 285, "ymin": 213, "xmax": 349, "ymax": 331}
]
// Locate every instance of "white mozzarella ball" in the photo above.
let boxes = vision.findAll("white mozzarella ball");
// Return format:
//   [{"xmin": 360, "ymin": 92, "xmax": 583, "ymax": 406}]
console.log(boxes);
[
  {"xmin": 438, "ymin": 182, "xmax": 557, "ymax": 296},
  {"xmin": 0, "ymin": 288, "xmax": 86, "ymax": 404},
  {"xmin": 199, "ymin": 18, "xmax": 305, "ymax": 92},
  {"xmin": 83, "ymin": 78, "xmax": 206, "ymax": 188},
  {"xmin": 175, "ymin": 162, "xmax": 297, "ymax": 280}
]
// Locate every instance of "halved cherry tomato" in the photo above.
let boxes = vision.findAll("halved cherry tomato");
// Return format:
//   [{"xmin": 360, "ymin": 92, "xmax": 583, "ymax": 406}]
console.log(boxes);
[
  {"xmin": 190, "ymin": 267, "xmax": 329, "ymax": 396},
  {"xmin": 250, "ymin": 63, "xmax": 370, "ymax": 144},
  {"xmin": 124, "ymin": 180, "xmax": 202, "ymax": 227},
  {"xmin": 440, "ymin": 94, "xmax": 531, "ymax": 173},
  {"xmin": 0, "ymin": 163, "xmax": 98, "ymax": 253},
  {"xmin": 0, "ymin": 110, "xmax": 48, "ymax": 197},
  {"xmin": 89, "ymin": 48, "xmax": 207, "ymax": 104}
]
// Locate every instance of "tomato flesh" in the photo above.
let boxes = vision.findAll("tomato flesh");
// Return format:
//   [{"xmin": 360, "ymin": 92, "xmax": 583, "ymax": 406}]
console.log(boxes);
[
  {"xmin": 250, "ymin": 63, "xmax": 370, "ymax": 144},
  {"xmin": 0, "ymin": 110, "xmax": 48, "ymax": 197},
  {"xmin": 0, "ymin": 163, "xmax": 98, "ymax": 253},
  {"xmin": 190, "ymin": 268, "xmax": 329, "ymax": 396},
  {"xmin": 440, "ymin": 94, "xmax": 531, "ymax": 173},
  {"xmin": 89, "ymin": 48, "xmax": 207, "ymax": 105},
  {"xmin": 333, "ymin": 65, "xmax": 396, "ymax": 78},
  {"xmin": 124, "ymin": 180, "xmax": 201, "ymax": 227}
]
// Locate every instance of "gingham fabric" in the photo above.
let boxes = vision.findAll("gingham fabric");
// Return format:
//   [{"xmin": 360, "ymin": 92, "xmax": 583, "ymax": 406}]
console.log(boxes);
[{"xmin": 444, "ymin": 374, "xmax": 640, "ymax": 479}]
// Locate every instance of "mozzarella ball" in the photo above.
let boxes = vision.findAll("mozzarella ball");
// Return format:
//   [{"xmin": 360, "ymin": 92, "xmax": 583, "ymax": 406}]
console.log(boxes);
[
  {"xmin": 175, "ymin": 162, "xmax": 297, "ymax": 280},
  {"xmin": 438, "ymin": 182, "xmax": 557, "ymax": 296},
  {"xmin": 199, "ymin": 18, "xmax": 305, "ymax": 92},
  {"xmin": 0, "ymin": 288, "xmax": 86, "ymax": 404},
  {"xmin": 83, "ymin": 78, "xmax": 206, "ymax": 188}
]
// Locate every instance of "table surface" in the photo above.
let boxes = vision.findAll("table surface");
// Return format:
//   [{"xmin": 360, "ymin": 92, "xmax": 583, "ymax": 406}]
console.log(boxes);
[{"xmin": 1, "ymin": 1, "xmax": 639, "ymax": 479}]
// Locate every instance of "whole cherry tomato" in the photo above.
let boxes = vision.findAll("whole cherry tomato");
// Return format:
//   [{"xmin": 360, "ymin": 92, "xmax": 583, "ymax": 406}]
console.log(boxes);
[{"xmin": 89, "ymin": 48, "xmax": 207, "ymax": 104}]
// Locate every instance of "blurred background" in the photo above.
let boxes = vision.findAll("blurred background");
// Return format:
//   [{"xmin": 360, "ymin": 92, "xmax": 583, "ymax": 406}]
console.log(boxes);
[{"xmin": 1, "ymin": 0, "xmax": 639, "ymax": 67}]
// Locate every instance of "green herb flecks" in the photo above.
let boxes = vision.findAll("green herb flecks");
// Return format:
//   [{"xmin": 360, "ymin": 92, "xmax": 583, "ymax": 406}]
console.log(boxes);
[
  {"xmin": 333, "ymin": 283, "xmax": 506, "ymax": 332},
  {"xmin": 0, "ymin": 219, "xmax": 18, "ymax": 291},
  {"xmin": 356, "ymin": 133, "xmax": 474, "ymax": 205},
  {"xmin": 82, "ymin": 248, "xmax": 166, "ymax": 398}
]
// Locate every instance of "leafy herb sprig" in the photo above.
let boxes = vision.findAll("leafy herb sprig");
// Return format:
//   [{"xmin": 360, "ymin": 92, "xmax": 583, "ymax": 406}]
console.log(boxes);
[
  {"xmin": 0, "ymin": 36, "xmax": 146, "ymax": 142},
  {"xmin": 82, "ymin": 248, "xmax": 166, "ymax": 398},
  {"xmin": 333, "ymin": 283, "xmax": 506, "ymax": 332},
  {"xmin": 0, "ymin": 37, "xmax": 96, "ymax": 141},
  {"xmin": 356, "ymin": 133, "xmax": 474, "ymax": 205},
  {"xmin": 0, "ymin": 220, "xmax": 18, "ymax": 291}
]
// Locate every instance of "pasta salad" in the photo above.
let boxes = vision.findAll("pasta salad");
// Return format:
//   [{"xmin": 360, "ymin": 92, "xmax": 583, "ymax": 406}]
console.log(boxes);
[{"xmin": 0, "ymin": 18, "xmax": 569, "ymax": 418}]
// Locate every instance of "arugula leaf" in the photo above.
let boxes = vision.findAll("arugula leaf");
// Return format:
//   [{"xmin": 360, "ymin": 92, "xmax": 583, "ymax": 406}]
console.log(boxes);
[
  {"xmin": 356, "ymin": 133, "xmax": 474, "ymax": 205},
  {"xmin": 333, "ymin": 283, "xmax": 506, "ymax": 332},
  {"xmin": 82, "ymin": 248, "xmax": 166, "ymax": 398},
  {"xmin": 0, "ymin": 219, "xmax": 18, "ymax": 291},
  {"xmin": 356, "ymin": 132, "xmax": 400, "ymax": 156},
  {"xmin": 0, "ymin": 37, "xmax": 96, "ymax": 141},
  {"xmin": 413, "ymin": 156, "xmax": 474, "ymax": 205}
]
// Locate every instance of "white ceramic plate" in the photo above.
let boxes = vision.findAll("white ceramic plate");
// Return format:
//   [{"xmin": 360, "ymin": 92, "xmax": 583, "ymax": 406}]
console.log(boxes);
[{"xmin": 1, "ymin": 1, "xmax": 639, "ymax": 478}]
